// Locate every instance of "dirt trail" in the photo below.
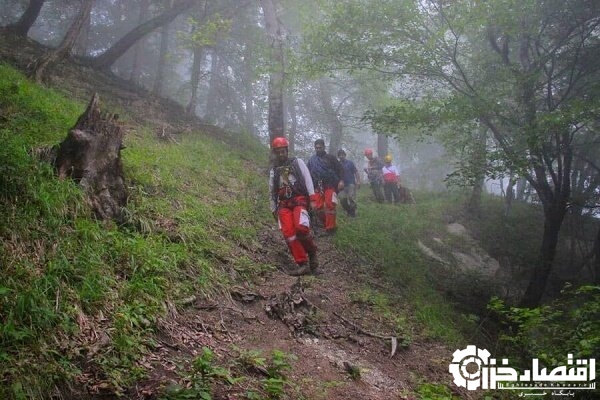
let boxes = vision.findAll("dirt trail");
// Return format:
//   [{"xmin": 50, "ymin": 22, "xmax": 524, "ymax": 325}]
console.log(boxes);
[{"xmin": 128, "ymin": 224, "xmax": 474, "ymax": 400}]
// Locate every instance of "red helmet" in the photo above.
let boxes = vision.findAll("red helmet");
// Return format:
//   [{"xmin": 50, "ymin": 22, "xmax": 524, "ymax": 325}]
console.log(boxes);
[
  {"xmin": 272, "ymin": 137, "xmax": 289, "ymax": 149},
  {"xmin": 364, "ymin": 148, "xmax": 373, "ymax": 156}
]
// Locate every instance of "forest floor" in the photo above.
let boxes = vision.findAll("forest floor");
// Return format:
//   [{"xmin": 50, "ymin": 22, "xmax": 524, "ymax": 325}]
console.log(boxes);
[
  {"xmin": 126, "ymin": 224, "xmax": 474, "ymax": 400},
  {"xmin": 1, "ymin": 35, "xmax": 476, "ymax": 399}
]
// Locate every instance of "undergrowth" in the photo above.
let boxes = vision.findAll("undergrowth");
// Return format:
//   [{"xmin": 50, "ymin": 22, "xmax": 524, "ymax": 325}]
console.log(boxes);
[
  {"xmin": 335, "ymin": 190, "xmax": 472, "ymax": 345},
  {"xmin": 0, "ymin": 63, "xmax": 270, "ymax": 398}
]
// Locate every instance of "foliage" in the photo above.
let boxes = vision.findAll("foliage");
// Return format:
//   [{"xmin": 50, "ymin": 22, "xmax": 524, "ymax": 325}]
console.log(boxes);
[
  {"xmin": 488, "ymin": 285, "xmax": 600, "ymax": 365},
  {"xmin": 163, "ymin": 347, "xmax": 240, "ymax": 400},
  {"xmin": 164, "ymin": 347, "xmax": 296, "ymax": 400},
  {"xmin": 302, "ymin": 0, "xmax": 600, "ymax": 307},
  {"xmin": 181, "ymin": 13, "xmax": 232, "ymax": 49},
  {"xmin": 416, "ymin": 382, "xmax": 459, "ymax": 400}
]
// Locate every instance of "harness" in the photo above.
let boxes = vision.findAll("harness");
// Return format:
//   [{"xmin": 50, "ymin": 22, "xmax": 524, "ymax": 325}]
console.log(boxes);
[
  {"xmin": 367, "ymin": 158, "xmax": 383, "ymax": 183},
  {"xmin": 272, "ymin": 158, "xmax": 308, "ymax": 208}
]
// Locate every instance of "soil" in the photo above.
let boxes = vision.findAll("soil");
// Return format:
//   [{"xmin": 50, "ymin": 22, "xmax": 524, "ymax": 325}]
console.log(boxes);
[
  {"xmin": 0, "ymin": 34, "xmax": 477, "ymax": 400},
  {"xmin": 126, "ymin": 226, "xmax": 475, "ymax": 400}
]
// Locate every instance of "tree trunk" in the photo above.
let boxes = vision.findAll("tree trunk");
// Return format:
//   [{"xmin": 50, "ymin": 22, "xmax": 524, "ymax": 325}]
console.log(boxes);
[
  {"xmin": 242, "ymin": 44, "xmax": 257, "ymax": 136},
  {"xmin": 1, "ymin": 0, "xmax": 45, "ymax": 37},
  {"xmin": 261, "ymin": 0, "xmax": 285, "ymax": 145},
  {"xmin": 86, "ymin": 0, "xmax": 196, "ymax": 70},
  {"xmin": 504, "ymin": 175, "xmax": 516, "ymax": 217},
  {"xmin": 152, "ymin": 0, "xmax": 175, "ymax": 96},
  {"xmin": 520, "ymin": 205, "xmax": 566, "ymax": 307},
  {"xmin": 30, "ymin": 0, "xmax": 94, "ymax": 83},
  {"xmin": 515, "ymin": 177, "xmax": 528, "ymax": 201},
  {"xmin": 54, "ymin": 94, "xmax": 127, "ymax": 221},
  {"xmin": 186, "ymin": 46, "xmax": 205, "ymax": 116},
  {"xmin": 74, "ymin": 6, "xmax": 91, "ymax": 57},
  {"xmin": 466, "ymin": 124, "xmax": 488, "ymax": 215},
  {"xmin": 594, "ymin": 223, "xmax": 600, "ymax": 285},
  {"xmin": 129, "ymin": 0, "xmax": 150, "ymax": 84},
  {"xmin": 286, "ymin": 92, "xmax": 297, "ymax": 153},
  {"xmin": 377, "ymin": 135, "xmax": 388, "ymax": 159},
  {"xmin": 467, "ymin": 177, "xmax": 484, "ymax": 215},
  {"xmin": 318, "ymin": 79, "xmax": 343, "ymax": 153},
  {"xmin": 205, "ymin": 51, "xmax": 220, "ymax": 122}
]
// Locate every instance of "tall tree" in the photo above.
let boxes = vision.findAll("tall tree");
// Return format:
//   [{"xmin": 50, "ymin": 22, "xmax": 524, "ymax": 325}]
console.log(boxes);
[
  {"xmin": 318, "ymin": 78, "xmax": 344, "ymax": 153},
  {"xmin": 129, "ymin": 0, "xmax": 150, "ymax": 83},
  {"xmin": 261, "ymin": 0, "xmax": 286, "ymax": 145},
  {"xmin": 153, "ymin": 0, "xmax": 175, "ymax": 95}
]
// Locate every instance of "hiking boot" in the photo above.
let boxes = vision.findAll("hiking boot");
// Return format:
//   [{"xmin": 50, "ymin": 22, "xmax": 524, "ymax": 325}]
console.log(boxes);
[
  {"xmin": 284, "ymin": 263, "xmax": 310, "ymax": 276},
  {"xmin": 308, "ymin": 251, "xmax": 321, "ymax": 274}
]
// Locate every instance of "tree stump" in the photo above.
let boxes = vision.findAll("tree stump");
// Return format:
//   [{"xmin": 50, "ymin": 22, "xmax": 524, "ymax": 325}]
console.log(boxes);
[{"xmin": 55, "ymin": 93, "xmax": 127, "ymax": 221}]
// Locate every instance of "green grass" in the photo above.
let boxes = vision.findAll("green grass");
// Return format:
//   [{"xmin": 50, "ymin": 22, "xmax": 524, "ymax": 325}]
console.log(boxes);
[
  {"xmin": 334, "ymin": 190, "xmax": 473, "ymax": 344},
  {"xmin": 0, "ymin": 63, "xmax": 271, "ymax": 398}
]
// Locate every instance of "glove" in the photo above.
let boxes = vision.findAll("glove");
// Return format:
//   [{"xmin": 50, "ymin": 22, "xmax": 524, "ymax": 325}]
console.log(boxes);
[{"xmin": 272, "ymin": 210, "xmax": 278, "ymax": 221}]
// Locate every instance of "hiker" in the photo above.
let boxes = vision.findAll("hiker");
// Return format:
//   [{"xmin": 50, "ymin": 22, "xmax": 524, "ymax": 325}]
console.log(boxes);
[
  {"xmin": 382, "ymin": 154, "xmax": 401, "ymax": 203},
  {"xmin": 269, "ymin": 137, "xmax": 320, "ymax": 276},
  {"xmin": 337, "ymin": 149, "xmax": 360, "ymax": 217},
  {"xmin": 307, "ymin": 139, "xmax": 344, "ymax": 234},
  {"xmin": 363, "ymin": 148, "xmax": 385, "ymax": 203}
]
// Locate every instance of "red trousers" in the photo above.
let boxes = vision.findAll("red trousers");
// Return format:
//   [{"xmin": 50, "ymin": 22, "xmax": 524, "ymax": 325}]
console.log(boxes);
[
  {"xmin": 277, "ymin": 198, "xmax": 316, "ymax": 265},
  {"xmin": 314, "ymin": 187, "xmax": 337, "ymax": 231}
]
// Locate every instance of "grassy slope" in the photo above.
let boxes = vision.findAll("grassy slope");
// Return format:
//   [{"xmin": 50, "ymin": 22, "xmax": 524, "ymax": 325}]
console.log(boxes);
[
  {"xmin": 5, "ymin": 61, "xmax": 570, "ymax": 399},
  {"xmin": 334, "ymin": 191, "xmax": 471, "ymax": 343},
  {"xmin": 0, "ymin": 63, "xmax": 273, "ymax": 397}
]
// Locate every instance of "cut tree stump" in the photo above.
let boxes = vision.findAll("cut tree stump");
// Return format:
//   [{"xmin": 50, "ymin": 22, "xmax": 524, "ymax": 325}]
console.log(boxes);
[{"xmin": 54, "ymin": 93, "xmax": 127, "ymax": 221}]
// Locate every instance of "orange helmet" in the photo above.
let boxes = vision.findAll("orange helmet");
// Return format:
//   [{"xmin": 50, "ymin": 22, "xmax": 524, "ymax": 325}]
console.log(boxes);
[
  {"xmin": 364, "ymin": 148, "xmax": 373, "ymax": 156},
  {"xmin": 272, "ymin": 137, "xmax": 289, "ymax": 149}
]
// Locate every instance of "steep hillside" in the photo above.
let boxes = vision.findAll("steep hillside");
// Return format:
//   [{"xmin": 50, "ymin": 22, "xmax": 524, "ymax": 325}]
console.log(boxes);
[{"xmin": 0, "ymin": 36, "xmax": 477, "ymax": 400}]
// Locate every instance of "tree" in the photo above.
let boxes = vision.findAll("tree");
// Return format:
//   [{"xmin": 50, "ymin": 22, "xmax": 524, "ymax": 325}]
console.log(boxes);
[
  {"xmin": 129, "ymin": 0, "xmax": 151, "ymax": 84},
  {"xmin": 261, "ymin": 0, "xmax": 286, "ymax": 145},
  {"xmin": 84, "ymin": 0, "xmax": 196, "ymax": 70},
  {"xmin": 153, "ymin": 0, "xmax": 175, "ymax": 95},
  {"xmin": 1, "ymin": 0, "xmax": 45, "ymax": 37},
  {"xmin": 31, "ymin": 0, "xmax": 94, "ymax": 83},
  {"xmin": 302, "ymin": 0, "xmax": 600, "ymax": 306}
]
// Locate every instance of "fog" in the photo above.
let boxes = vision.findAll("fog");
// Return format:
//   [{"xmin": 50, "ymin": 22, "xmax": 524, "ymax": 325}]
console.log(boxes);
[{"xmin": 3, "ymin": 2, "xmax": 600, "ymax": 302}]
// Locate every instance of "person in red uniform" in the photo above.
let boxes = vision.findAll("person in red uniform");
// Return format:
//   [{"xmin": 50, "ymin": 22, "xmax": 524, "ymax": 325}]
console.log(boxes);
[
  {"xmin": 269, "ymin": 137, "xmax": 320, "ymax": 275},
  {"xmin": 364, "ymin": 148, "xmax": 385, "ymax": 203},
  {"xmin": 382, "ymin": 154, "xmax": 401, "ymax": 203},
  {"xmin": 307, "ymin": 139, "xmax": 344, "ymax": 235}
]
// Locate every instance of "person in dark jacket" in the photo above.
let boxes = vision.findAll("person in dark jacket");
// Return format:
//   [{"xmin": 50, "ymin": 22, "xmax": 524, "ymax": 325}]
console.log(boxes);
[
  {"xmin": 337, "ymin": 149, "xmax": 360, "ymax": 217},
  {"xmin": 307, "ymin": 139, "xmax": 344, "ymax": 234}
]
